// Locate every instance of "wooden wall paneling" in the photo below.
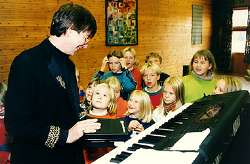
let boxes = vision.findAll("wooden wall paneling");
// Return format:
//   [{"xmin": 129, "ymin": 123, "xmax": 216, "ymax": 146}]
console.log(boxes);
[{"xmin": 0, "ymin": 0, "xmax": 212, "ymax": 88}]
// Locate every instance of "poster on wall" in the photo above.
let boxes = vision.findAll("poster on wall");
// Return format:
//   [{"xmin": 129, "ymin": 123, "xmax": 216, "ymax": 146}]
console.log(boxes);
[{"xmin": 105, "ymin": 0, "xmax": 138, "ymax": 46}]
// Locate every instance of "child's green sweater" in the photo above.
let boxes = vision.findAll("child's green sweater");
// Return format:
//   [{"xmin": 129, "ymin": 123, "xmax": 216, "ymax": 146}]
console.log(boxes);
[{"xmin": 183, "ymin": 73, "xmax": 216, "ymax": 103}]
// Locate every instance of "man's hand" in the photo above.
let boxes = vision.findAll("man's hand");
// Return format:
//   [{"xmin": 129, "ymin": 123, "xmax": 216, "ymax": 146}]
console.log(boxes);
[
  {"xmin": 100, "ymin": 56, "xmax": 109, "ymax": 72},
  {"xmin": 66, "ymin": 119, "xmax": 101, "ymax": 143}
]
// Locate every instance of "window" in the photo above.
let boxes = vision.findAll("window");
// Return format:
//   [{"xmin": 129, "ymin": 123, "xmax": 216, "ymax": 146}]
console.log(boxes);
[
  {"xmin": 231, "ymin": 8, "xmax": 248, "ymax": 53},
  {"xmin": 191, "ymin": 5, "xmax": 203, "ymax": 45}
]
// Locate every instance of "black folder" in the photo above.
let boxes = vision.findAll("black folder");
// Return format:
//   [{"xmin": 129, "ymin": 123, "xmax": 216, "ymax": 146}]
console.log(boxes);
[{"xmin": 84, "ymin": 118, "xmax": 129, "ymax": 142}]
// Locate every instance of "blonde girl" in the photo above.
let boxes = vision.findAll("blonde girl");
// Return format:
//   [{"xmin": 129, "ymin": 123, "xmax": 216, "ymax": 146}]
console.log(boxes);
[
  {"xmin": 84, "ymin": 82, "xmax": 117, "ymax": 164},
  {"xmin": 125, "ymin": 90, "xmax": 154, "ymax": 132},
  {"xmin": 105, "ymin": 76, "xmax": 128, "ymax": 118},
  {"xmin": 153, "ymin": 76, "xmax": 184, "ymax": 122},
  {"xmin": 87, "ymin": 83, "xmax": 116, "ymax": 118}
]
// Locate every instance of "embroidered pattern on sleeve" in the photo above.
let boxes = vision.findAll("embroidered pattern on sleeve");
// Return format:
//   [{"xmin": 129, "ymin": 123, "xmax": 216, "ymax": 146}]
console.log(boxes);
[{"xmin": 45, "ymin": 125, "xmax": 60, "ymax": 149}]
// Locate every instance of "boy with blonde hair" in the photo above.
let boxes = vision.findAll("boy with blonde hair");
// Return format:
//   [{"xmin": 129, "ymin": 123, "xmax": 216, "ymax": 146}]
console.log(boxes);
[
  {"xmin": 145, "ymin": 52, "xmax": 169, "ymax": 86},
  {"xmin": 141, "ymin": 63, "xmax": 163, "ymax": 109}
]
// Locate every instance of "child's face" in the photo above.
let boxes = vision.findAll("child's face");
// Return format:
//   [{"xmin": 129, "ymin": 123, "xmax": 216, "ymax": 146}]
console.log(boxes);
[
  {"xmin": 214, "ymin": 79, "xmax": 226, "ymax": 94},
  {"xmin": 92, "ymin": 85, "xmax": 111, "ymax": 109},
  {"xmin": 192, "ymin": 57, "xmax": 212, "ymax": 77},
  {"xmin": 143, "ymin": 69, "xmax": 160, "ymax": 89},
  {"xmin": 163, "ymin": 84, "xmax": 176, "ymax": 104},
  {"xmin": 127, "ymin": 95, "xmax": 141, "ymax": 115},
  {"xmin": 85, "ymin": 83, "xmax": 95, "ymax": 102},
  {"xmin": 148, "ymin": 57, "xmax": 161, "ymax": 66},
  {"xmin": 108, "ymin": 56, "xmax": 122, "ymax": 73},
  {"xmin": 124, "ymin": 51, "xmax": 135, "ymax": 69}
]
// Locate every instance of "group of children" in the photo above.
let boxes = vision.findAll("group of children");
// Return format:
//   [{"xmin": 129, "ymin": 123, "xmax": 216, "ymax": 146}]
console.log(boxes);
[
  {"xmin": 0, "ymin": 49, "xmax": 243, "ymax": 163},
  {"xmin": 74, "ymin": 48, "xmax": 243, "ymax": 163}
]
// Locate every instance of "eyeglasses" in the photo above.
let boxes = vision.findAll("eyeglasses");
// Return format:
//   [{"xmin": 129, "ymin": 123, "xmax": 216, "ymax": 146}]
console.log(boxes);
[{"xmin": 80, "ymin": 31, "xmax": 91, "ymax": 42}]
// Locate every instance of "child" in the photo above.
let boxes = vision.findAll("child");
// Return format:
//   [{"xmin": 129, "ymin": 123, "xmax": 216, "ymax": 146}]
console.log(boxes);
[
  {"xmin": 80, "ymin": 79, "xmax": 100, "ymax": 115},
  {"xmin": 123, "ymin": 47, "xmax": 142, "ymax": 90},
  {"xmin": 141, "ymin": 63, "xmax": 163, "ymax": 109},
  {"xmin": 0, "ymin": 82, "xmax": 10, "ymax": 163},
  {"xmin": 75, "ymin": 67, "xmax": 85, "ymax": 103},
  {"xmin": 125, "ymin": 90, "xmax": 154, "ymax": 133},
  {"xmin": 86, "ymin": 83, "xmax": 116, "ymax": 118},
  {"xmin": 95, "ymin": 50, "xmax": 136, "ymax": 100},
  {"xmin": 183, "ymin": 49, "xmax": 217, "ymax": 103},
  {"xmin": 214, "ymin": 75, "xmax": 242, "ymax": 94},
  {"xmin": 153, "ymin": 76, "xmax": 184, "ymax": 122},
  {"xmin": 84, "ymin": 83, "xmax": 117, "ymax": 164},
  {"xmin": 145, "ymin": 52, "xmax": 169, "ymax": 86},
  {"xmin": 105, "ymin": 76, "xmax": 128, "ymax": 118}
]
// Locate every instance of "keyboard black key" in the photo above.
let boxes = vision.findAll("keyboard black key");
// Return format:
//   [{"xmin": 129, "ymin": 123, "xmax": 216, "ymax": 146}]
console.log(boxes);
[
  {"xmin": 151, "ymin": 128, "xmax": 174, "ymax": 135},
  {"xmin": 110, "ymin": 157, "xmax": 124, "ymax": 163},
  {"xmin": 138, "ymin": 134, "xmax": 164, "ymax": 144},
  {"xmin": 120, "ymin": 151, "xmax": 132, "ymax": 157}
]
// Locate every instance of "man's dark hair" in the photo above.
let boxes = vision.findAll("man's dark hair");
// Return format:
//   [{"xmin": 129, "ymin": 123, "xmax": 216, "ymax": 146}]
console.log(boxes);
[{"xmin": 50, "ymin": 3, "xmax": 97, "ymax": 38}]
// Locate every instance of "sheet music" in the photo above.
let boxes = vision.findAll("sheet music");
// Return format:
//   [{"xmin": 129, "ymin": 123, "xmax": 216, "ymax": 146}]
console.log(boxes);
[
  {"xmin": 121, "ymin": 148, "xmax": 198, "ymax": 164},
  {"xmin": 170, "ymin": 128, "xmax": 210, "ymax": 151}
]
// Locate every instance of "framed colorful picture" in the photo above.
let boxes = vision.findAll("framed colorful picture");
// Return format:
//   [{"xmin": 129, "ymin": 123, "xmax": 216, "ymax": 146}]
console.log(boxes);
[{"xmin": 105, "ymin": 0, "xmax": 138, "ymax": 46}]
